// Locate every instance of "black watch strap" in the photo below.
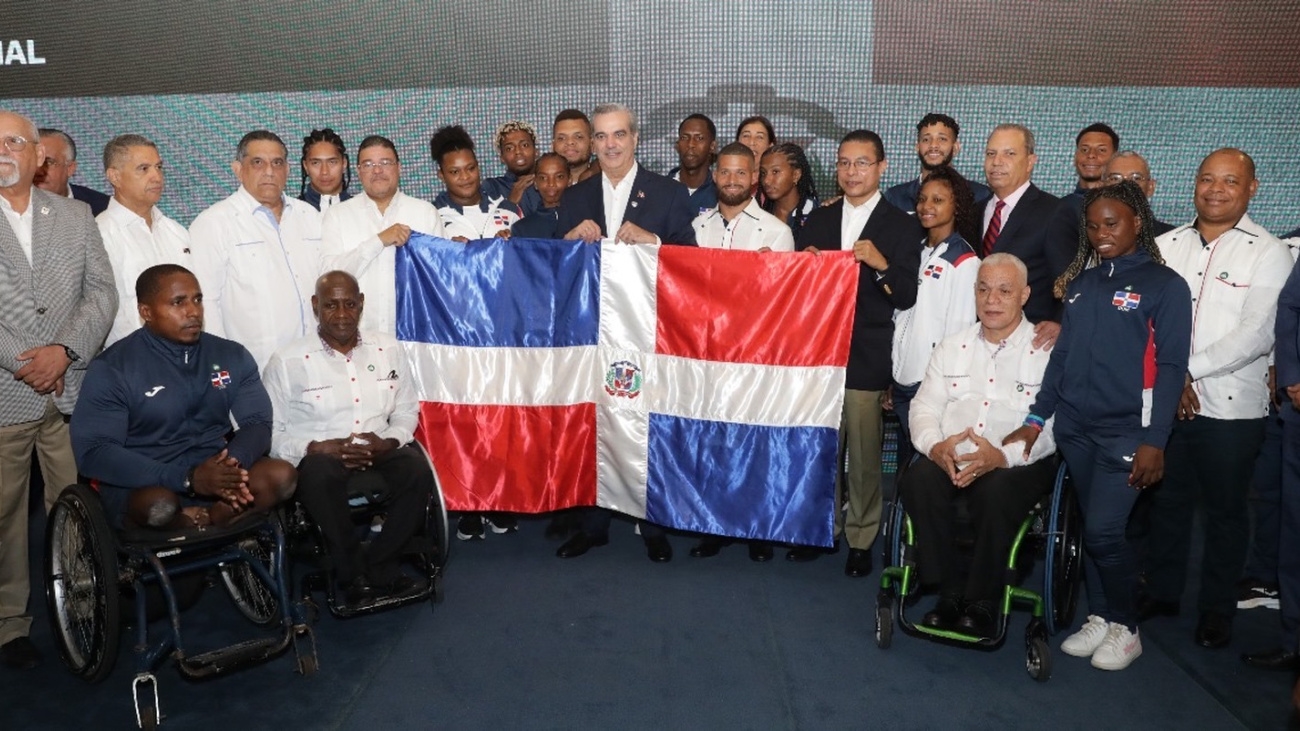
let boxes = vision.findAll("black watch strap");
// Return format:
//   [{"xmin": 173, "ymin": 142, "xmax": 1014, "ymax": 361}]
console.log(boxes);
[
  {"xmin": 61, "ymin": 345, "xmax": 80, "ymax": 363},
  {"xmin": 183, "ymin": 467, "xmax": 197, "ymax": 498}
]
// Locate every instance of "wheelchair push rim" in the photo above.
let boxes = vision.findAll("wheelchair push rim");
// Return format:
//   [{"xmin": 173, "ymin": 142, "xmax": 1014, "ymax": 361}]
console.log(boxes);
[{"xmin": 44, "ymin": 484, "xmax": 122, "ymax": 682}]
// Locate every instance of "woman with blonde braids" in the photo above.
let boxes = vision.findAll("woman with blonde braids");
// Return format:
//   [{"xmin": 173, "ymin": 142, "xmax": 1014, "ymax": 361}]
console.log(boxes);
[{"xmin": 1003, "ymin": 180, "xmax": 1192, "ymax": 671}]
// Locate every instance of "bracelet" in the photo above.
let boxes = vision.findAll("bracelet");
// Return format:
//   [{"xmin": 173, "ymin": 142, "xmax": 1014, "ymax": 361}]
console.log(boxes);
[{"xmin": 1022, "ymin": 414, "xmax": 1045, "ymax": 432}]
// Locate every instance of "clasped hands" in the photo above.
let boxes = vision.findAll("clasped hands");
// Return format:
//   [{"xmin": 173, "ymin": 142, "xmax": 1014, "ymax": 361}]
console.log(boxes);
[{"xmin": 306, "ymin": 432, "xmax": 399, "ymax": 470}]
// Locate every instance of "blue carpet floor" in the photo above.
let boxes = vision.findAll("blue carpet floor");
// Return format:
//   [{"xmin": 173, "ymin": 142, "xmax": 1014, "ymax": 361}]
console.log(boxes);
[{"xmin": 3, "ymin": 504, "xmax": 1294, "ymax": 731}]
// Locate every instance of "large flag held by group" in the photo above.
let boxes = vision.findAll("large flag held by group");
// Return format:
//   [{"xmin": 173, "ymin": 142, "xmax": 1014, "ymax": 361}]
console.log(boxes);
[{"xmin": 396, "ymin": 235, "xmax": 858, "ymax": 547}]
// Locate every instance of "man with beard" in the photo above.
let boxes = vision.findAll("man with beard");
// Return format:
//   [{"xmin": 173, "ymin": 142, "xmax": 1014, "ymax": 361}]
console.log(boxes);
[
  {"xmin": 883, "ymin": 113, "xmax": 990, "ymax": 215},
  {"xmin": 552, "ymin": 109, "xmax": 598, "ymax": 185},
  {"xmin": 0, "ymin": 109, "xmax": 116, "ymax": 670}
]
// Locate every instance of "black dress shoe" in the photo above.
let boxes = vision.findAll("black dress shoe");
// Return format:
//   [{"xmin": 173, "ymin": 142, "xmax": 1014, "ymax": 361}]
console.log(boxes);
[
  {"xmin": 1195, "ymin": 612, "xmax": 1233, "ymax": 649},
  {"xmin": 689, "ymin": 536, "xmax": 728, "ymax": 558},
  {"xmin": 544, "ymin": 513, "xmax": 575, "ymax": 540},
  {"xmin": 374, "ymin": 575, "xmax": 419, "ymax": 599},
  {"xmin": 956, "ymin": 600, "xmax": 997, "ymax": 638},
  {"xmin": 556, "ymin": 532, "xmax": 609, "ymax": 558},
  {"xmin": 0, "ymin": 636, "xmax": 41, "ymax": 670},
  {"xmin": 921, "ymin": 595, "xmax": 963, "ymax": 630},
  {"xmin": 1137, "ymin": 597, "xmax": 1181, "ymax": 623},
  {"xmin": 1242, "ymin": 648, "xmax": 1300, "ymax": 671},
  {"xmin": 786, "ymin": 542, "xmax": 839, "ymax": 562},
  {"xmin": 748, "ymin": 542, "xmax": 774, "ymax": 563},
  {"xmin": 645, "ymin": 536, "xmax": 673, "ymax": 563},
  {"xmin": 844, "ymin": 548, "xmax": 873, "ymax": 578}
]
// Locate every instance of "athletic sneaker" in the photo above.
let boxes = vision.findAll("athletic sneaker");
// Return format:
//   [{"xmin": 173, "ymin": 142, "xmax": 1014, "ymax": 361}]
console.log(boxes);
[
  {"xmin": 1237, "ymin": 579, "xmax": 1280, "ymax": 610},
  {"xmin": 456, "ymin": 514, "xmax": 485, "ymax": 541},
  {"xmin": 1061, "ymin": 615, "xmax": 1110, "ymax": 657},
  {"xmin": 485, "ymin": 513, "xmax": 519, "ymax": 534},
  {"xmin": 1091, "ymin": 623, "xmax": 1142, "ymax": 671}
]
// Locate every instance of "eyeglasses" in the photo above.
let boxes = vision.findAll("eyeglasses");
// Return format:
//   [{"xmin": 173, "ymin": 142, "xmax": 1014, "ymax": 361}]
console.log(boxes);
[
  {"xmin": 358, "ymin": 159, "xmax": 397, "ymax": 171},
  {"xmin": 835, "ymin": 158, "xmax": 881, "ymax": 172},
  {"xmin": 1105, "ymin": 172, "xmax": 1150, "ymax": 184},
  {"xmin": 40, "ymin": 158, "xmax": 69, "ymax": 168},
  {"xmin": 1, "ymin": 135, "xmax": 30, "ymax": 153}
]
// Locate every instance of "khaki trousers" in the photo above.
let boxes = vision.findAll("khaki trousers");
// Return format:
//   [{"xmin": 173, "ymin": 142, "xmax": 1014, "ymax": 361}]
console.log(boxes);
[
  {"xmin": 834, "ymin": 389, "xmax": 884, "ymax": 550},
  {"xmin": 0, "ymin": 402, "xmax": 77, "ymax": 645}
]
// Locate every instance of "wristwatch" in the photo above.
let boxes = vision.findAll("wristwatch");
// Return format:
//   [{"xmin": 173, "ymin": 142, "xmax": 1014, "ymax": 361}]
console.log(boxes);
[
  {"xmin": 60, "ymin": 344, "xmax": 80, "ymax": 363},
  {"xmin": 183, "ymin": 466, "xmax": 197, "ymax": 498}
]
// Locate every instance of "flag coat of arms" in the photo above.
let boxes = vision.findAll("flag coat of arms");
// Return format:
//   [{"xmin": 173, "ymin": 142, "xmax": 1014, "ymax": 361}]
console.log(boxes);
[{"xmin": 397, "ymin": 236, "xmax": 858, "ymax": 547}]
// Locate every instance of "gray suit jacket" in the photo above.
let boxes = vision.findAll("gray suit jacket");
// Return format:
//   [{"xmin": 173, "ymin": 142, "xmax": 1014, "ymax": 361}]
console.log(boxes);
[{"xmin": 0, "ymin": 188, "xmax": 117, "ymax": 423}]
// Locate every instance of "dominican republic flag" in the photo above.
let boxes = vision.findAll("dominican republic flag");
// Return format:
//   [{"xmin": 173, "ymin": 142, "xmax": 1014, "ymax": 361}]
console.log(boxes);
[{"xmin": 396, "ymin": 236, "xmax": 858, "ymax": 547}]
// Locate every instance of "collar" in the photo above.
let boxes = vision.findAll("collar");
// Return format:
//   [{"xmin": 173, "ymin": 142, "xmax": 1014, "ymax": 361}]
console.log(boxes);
[
  {"xmin": 843, "ymin": 190, "xmax": 881, "ymax": 213},
  {"xmin": 140, "ymin": 326, "xmax": 201, "ymax": 364},
  {"xmin": 978, "ymin": 315, "xmax": 1034, "ymax": 349},
  {"xmin": 1191, "ymin": 212, "xmax": 1264, "ymax": 245},
  {"xmin": 992, "ymin": 180, "xmax": 1032, "ymax": 207},
  {"xmin": 104, "ymin": 196, "xmax": 161, "ymax": 227},
  {"xmin": 602, "ymin": 162, "xmax": 639, "ymax": 190},
  {"xmin": 365, "ymin": 189, "xmax": 404, "ymax": 213},
  {"xmin": 317, "ymin": 330, "xmax": 366, "ymax": 358},
  {"xmin": 0, "ymin": 190, "xmax": 34, "ymax": 218},
  {"xmin": 234, "ymin": 186, "xmax": 289, "ymax": 216}
]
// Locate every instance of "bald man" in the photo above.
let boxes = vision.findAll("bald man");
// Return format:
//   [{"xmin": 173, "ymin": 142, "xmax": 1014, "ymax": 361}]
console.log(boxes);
[{"xmin": 263, "ymin": 271, "xmax": 431, "ymax": 607}]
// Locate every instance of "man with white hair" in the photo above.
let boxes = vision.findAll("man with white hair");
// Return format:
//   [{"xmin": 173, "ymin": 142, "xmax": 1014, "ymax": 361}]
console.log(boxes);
[
  {"xmin": 901, "ymin": 252, "xmax": 1056, "ymax": 638},
  {"xmin": 0, "ymin": 109, "xmax": 116, "ymax": 670}
]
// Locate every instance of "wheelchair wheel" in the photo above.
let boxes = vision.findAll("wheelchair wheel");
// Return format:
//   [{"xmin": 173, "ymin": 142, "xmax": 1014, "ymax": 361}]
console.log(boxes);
[
  {"xmin": 1043, "ymin": 468, "xmax": 1082, "ymax": 636},
  {"xmin": 1025, "ymin": 636, "xmax": 1051, "ymax": 682},
  {"xmin": 218, "ymin": 524, "xmax": 280, "ymax": 627},
  {"xmin": 44, "ymin": 484, "xmax": 121, "ymax": 683},
  {"xmin": 875, "ymin": 605, "xmax": 893, "ymax": 649},
  {"xmin": 425, "ymin": 458, "xmax": 450, "ymax": 571}
]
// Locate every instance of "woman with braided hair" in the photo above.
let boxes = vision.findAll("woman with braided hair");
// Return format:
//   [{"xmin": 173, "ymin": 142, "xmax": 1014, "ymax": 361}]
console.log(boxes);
[
  {"xmin": 1003, "ymin": 180, "xmax": 1192, "ymax": 671},
  {"xmin": 760, "ymin": 142, "xmax": 819, "ymax": 234},
  {"xmin": 300, "ymin": 128, "xmax": 352, "ymax": 213}
]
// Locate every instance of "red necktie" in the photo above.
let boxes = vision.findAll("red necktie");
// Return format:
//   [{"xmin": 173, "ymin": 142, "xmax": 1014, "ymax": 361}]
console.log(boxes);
[{"xmin": 982, "ymin": 199, "xmax": 1005, "ymax": 256}]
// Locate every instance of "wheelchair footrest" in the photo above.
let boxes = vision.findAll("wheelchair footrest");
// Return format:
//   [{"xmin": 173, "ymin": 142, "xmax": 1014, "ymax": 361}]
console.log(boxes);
[
  {"xmin": 327, "ymin": 579, "xmax": 432, "ymax": 619},
  {"xmin": 177, "ymin": 634, "xmax": 291, "ymax": 679}
]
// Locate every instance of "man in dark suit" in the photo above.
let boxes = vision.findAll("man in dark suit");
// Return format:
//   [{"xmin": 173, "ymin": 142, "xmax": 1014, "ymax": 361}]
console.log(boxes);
[
  {"xmin": 883, "ymin": 113, "xmax": 990, "ymax": 215},
  {"xmin": 980, "ymin": 124, "xmax": 1065, "ymax": 343},
  {"xmin": 34, "ymin": 128, "xmax": 110, "ymax": 216},
  {"xmin": 791, "ymin": 129, "xmax": 923, "ymax": 577},
  {"xmin": 555, "ymin": 103, "xmax": 696, "ymax": 247},
  {"xmin": 0, "ymin": 110, "xmax": 117, "ymax": 670},
  {"xmin": 554, "ymin": 103, "xmax": 696, "ymax": 563}
]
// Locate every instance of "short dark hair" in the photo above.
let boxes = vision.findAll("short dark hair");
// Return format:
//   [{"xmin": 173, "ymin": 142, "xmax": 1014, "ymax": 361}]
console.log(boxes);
[
  {"xmin": 237, "ymin": 130, "xmax": 287, "ymax": 161},
  {"xmin": 102, "ymin": 133, "xmax": 156, "ymax": 172},
  {"xmin": 358, "ymin": 135, "xmax": 399, "ymax": 163},
  {"xmin": 678, "ymin": 114, "xmax": 717, "ymax": 140},
  {"xmin": 553, "ymin": 108, "xmax": 591, "ymax": 132},
  {"xmin": 840, "ymin": 129, "xmax": 886, "ymax": 161},
  {"xmin": 535, "ymin": 151, "xmax": 568, "ymax": 169},
  {"xmin": 300, "ymin": 128, "xmax": 349, "ymax": 196},
  {"xmin": 38, "ymin": 128, "xmax": 77, "ymax": 161},
  {"xmin": 916, "ymin": 113, "xmax": 960, "ymax": 138},
  {"xmin": 735, "ymin": 115, "xmax": 776, "ymax": 145},
  {"xmin": 429, "ymin": 125, "xmax": 476, "ymax": 168},
  {"xmin": 717, "ymin": 141, "xmax": 754, "ymax": 161},
  {"xmin": 1076, "ymin": 122, "xmax": 1119, "ymax": 149},
  {"xmin": 136, "ymin": 263, "xmax": 194, "ymax": 303}
]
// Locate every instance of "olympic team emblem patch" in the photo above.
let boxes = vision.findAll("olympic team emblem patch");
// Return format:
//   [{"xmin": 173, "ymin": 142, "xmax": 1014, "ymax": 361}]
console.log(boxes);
[
  {"xmin": 604, "ymin": 360, "xmax": 643, "ymax": 399},
  {"xmin": 210, "ymin": 370, "xmax": 231, "ymax": 389},
  {"xmin": 1111, "ymin": 291, "xmax": 1141, "ymax": 311}
]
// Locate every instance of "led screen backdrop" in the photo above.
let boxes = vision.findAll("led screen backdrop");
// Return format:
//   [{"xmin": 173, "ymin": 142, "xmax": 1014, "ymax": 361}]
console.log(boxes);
[{"xmin": 3, "ymin": 0, "xmax": 1297, "ymax": 235}]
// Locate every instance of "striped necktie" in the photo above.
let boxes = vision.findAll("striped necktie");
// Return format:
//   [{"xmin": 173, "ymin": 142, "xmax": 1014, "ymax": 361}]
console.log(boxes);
[{"xmin": 982, "ymin": 199, "xmax": 1005, "ymax": 256}]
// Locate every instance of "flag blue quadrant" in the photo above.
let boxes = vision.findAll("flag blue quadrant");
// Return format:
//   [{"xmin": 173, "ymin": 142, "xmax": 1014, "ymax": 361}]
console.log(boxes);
[
  {"xmin": 643, "ymin": 413, "xmax": 838, "ymax": 547},
  {"xmin": 397, "ymin": 235, "xmax": 602, "ymax": 348}
]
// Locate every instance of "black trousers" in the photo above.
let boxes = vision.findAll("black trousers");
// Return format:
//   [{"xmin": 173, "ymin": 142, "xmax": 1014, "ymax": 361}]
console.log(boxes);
[
  {"xmin": 902, "ymin": 456, "xmax": 1055, "ymax": 602},
  {"xmin": 296, "ymin": 445, "xmax": 432, "ymax": 585},
  {"xmin": 1146, "ymin": 415, "xmax": 1266, "ymax": 615},
  {"xmin": 580, "ymin": 507, "xmax": 665, "ymax": 541}
]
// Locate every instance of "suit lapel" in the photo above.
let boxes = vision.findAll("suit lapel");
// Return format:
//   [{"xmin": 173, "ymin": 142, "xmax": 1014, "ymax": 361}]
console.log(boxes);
[
  {"xmin": 623, "ymin": 166, "xmax": 648, "ymax": 228},
  {"xmin": 29, "ymin": 189, "xmax": 55, "ymax": 273}
]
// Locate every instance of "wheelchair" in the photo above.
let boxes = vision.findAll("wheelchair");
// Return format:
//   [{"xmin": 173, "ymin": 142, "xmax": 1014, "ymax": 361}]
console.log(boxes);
[
  {"xmin": 44, "ymin": 483, "xmax": 317, "ymax": 730},
  {"xmin": 287, "ymin": 442, "xmax": 450, "ymax": 619},
  {"xmin": 874, "ymin": 459, "xmax": 1082, "ymax": 682}
]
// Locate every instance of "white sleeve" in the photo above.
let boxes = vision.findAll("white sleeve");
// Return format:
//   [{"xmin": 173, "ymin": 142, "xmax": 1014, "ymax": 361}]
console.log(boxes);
[
  {"xmin": 188, "ymin": 212, "xmax": 229, "ymax": 338},
  {"xmin": 1188, "ymin": 241, "xmax": 1291, "ymax": 380},
  {"xmin": 321, "ymin": 206, "xmax": 385, "ymax": 278},
  {"xmin": 909, "ymin": 346, "xmax": 950, "ymax": 457}
]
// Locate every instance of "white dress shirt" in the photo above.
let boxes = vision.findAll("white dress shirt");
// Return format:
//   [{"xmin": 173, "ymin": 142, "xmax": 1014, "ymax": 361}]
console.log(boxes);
[
  {"xmin": 0, "ymin": 192, "xmax": 34, "ymax": 264},
  {"xmin": 262, "ymin": 331, "xmax": 419, "ymax": 465},
  {"xmin": 437, "ymin": 198, "xmax": 520, "ymax": 240},
  {"xmin": 691, "ymin": 198, "xmax": 795, "ymax": 252},
  {"xmin": 321, "ymin": 190, "xmax": 445, "ymax": 337},
  {"xmin": 97, "ymin": 198, "xmax": 192, "ymax": 346},
  {"xmin": 910, "ymin": 317, "xmax": 1056, "ymax": 468},
  {"xmin": 892, "ymin": 235, "xmax": 980, "ymax": 385},
  {"xmin": 603, "ymin": 162, "xmax": 639, "ymax": 236},
  {"xmin": 189, "ymin": 187, "xmax": 323, "ymax": 369},
  {"xmin": 982, "ymin": 180, "xmax": 1032, "ymax": 238},
  {"xmin": 1157, "ymin": 213, "xmax": 1291, "ymax": 420},
  {"xmin": 840, "ymin": 191, "xmax": 881, "ymax": 250}
]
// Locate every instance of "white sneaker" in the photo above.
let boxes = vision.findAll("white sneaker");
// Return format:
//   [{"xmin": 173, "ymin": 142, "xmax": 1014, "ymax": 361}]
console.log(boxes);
[
  {"xmin": 1091, "ymin": 623, "xmax": 1142, "ymax": 671},
  {"xmin": 1061, "ymin": 615, "xmax": 1109, "ymax": 657}
]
